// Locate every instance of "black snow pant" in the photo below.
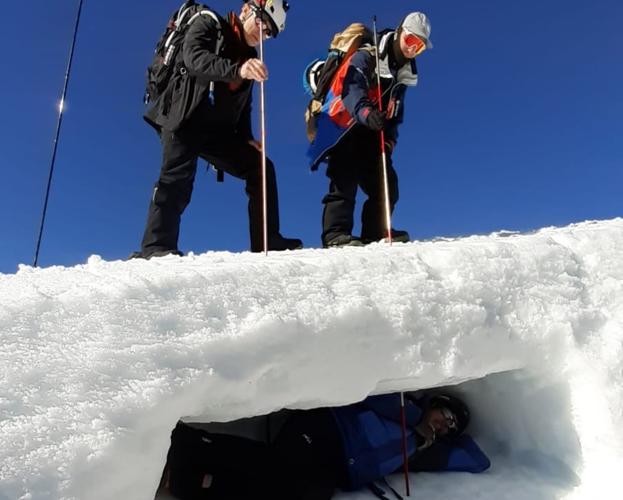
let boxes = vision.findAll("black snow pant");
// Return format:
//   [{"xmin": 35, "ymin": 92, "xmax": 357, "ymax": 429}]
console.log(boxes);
[
  {"xmin": 166, "ymin": 422, "xmax": 280, "ymax": 500},
  {"xmin": 272, "ymin": 408, "xmax": 347, "ymax": 500},
  {"xmin": 322, "ymin": 130, "xmax": 398, "ymax": 245},
  {"xmin": 140, "ymin": 127, "xmax": 280, "ymax": 255}
]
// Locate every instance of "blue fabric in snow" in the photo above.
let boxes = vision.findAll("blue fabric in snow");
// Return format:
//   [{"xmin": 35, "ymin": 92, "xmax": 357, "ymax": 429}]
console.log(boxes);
[{"xmin": 331, "ymin": 394, "xmax": 491, "ymax": 490}]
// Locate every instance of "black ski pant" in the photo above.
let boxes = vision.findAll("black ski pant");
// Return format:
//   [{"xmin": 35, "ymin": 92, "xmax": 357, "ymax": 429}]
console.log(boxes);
[
  {"xmin": 140, "ymin": 128, "xmax": 280, "ymax": 255},
  {"xmin": 166, "ymin": 422, "xmax": 279, "ymax": 500},
  {"xmin": 322, "ymin": 131, "xmax": 399, "ymax": 245},
  {"xmin": 272, "ymin": 408, "xmax": 347, "ymax": 500}
]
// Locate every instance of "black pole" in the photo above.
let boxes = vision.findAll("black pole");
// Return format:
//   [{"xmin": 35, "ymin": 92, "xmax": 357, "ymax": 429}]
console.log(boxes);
[{"xmin": 34, "ymin": 0, "xmax": 85, "ymax": 267}]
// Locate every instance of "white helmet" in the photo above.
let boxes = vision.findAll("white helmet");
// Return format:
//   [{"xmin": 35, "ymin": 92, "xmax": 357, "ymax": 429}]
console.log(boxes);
[{"xmin": 250, "ymin": 0, "xmax": 289, "ymax": 38}]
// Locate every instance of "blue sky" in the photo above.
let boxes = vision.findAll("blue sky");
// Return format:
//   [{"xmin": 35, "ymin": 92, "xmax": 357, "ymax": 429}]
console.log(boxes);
[{"xmin": 0, "ymin": 0, "xmax": 621, "ymax": 273}]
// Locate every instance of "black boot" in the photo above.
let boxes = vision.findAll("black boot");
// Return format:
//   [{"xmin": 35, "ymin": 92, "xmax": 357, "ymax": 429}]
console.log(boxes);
[
  {"xmin": 361, "ymin": 229, "xmax": 410, "ymax": 244},
  {"xmin": 323, "ymin": 234, "xmax": 364, "ymax": 248},
  {"xmin": 264, "ymin": 235, "xmax": 304, "ymax": 252},
  {"xmin": 127, "ymin": 249, "xmax": 184, "ymax": 260}
]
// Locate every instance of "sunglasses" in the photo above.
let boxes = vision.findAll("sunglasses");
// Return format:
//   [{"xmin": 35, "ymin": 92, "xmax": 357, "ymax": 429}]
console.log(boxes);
[
  {"xmin": 440, "ymin": 407, "xmax": 458, "ymax": 430},
  {"xmin": 403, "ymin": 32, "xmax": 427, "ymax": 55}
]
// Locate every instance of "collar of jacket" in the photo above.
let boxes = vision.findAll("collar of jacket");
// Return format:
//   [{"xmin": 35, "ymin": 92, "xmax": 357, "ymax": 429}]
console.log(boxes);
[
  {"xmin": 377, "ymin": 31, "xmax": 419, "ymax": 87},
  {"xmin": 229, "ymin": 12, "xmax": 246, "ymax": 47}
]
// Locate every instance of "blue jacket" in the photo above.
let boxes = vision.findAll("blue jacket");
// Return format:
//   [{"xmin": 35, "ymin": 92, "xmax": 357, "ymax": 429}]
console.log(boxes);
[
  {"xmin": 331, "ymin": 394, "xmax": 490, "ymax": 490},
  {"xmin": 307, "ymin": 31, "xmax": 417, "ymax": 171}
]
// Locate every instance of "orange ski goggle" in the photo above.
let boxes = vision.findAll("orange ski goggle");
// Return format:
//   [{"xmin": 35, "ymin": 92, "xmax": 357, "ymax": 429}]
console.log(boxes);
[{"xmin": 403, "ymin": 32, "xmax": 427, "ymax": 55}]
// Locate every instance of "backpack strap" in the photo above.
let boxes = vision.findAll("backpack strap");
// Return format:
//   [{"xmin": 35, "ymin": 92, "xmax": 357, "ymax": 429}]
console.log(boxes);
[
  {"xmin": 169, "ymin": 6, "xmax": 223, "ymax": 106},
  {"xmin": 187, "ymin": 9, "xmax": 220, "ymax": 27},
  {"xmin": 166, "ymin": 7, "xmax": 222, "ymax": 58}
]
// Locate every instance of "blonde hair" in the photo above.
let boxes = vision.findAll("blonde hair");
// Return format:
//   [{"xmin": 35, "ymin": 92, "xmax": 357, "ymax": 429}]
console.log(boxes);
[{"xmin": 330, "ymin": 23, "xmax": 372, "ymax": 53}]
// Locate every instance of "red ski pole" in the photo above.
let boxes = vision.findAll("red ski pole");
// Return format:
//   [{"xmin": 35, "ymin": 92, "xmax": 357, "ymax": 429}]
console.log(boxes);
[
  {"xmin": 258, "ymin": 4, "xmax": 269, "ymax": 255},
  {"xmin": 372, "ymin": 16, "xmax": 393, "ymax": 246},
  {"xmin": 399, "ymin": 392, "xmax": 411, "ymax": 496}
]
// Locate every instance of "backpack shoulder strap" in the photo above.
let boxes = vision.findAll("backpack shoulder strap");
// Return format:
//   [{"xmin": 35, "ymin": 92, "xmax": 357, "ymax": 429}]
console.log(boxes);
[
  {"xmin": 187, "ymin": 9, "xmax": 220, "ymax": 28},
  {"xmin": 187, "ymin": 8, "xmax": 224, "ymax": 57},
  {"xmin": 163, "ymin": 5, "xmax": 222, "ymax": 59}
]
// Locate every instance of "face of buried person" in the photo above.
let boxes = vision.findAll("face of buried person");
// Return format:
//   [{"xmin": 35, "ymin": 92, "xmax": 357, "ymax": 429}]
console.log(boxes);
[{"xmin": 424, "ymin": 406, "xmax": 458, "ymax": 437}]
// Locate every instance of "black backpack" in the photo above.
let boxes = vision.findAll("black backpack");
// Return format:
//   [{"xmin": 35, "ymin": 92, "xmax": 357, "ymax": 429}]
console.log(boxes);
[{"xmin": 144, "ymin": 0, "xmax": 222, "ymax": 104}]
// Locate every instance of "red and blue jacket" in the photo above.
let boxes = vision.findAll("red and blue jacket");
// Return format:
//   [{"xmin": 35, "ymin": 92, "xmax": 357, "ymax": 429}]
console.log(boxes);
[{"xmin": 308, "ymin": 31, "xmax": 418, "ymax": 171}]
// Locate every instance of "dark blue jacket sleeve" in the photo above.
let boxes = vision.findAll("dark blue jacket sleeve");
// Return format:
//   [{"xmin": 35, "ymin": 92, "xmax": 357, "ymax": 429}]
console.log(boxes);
[
  {"xmin": 361, "ymin": 394, "xmax": 423, "ymax": 428},
  {"xmin": 409, "ymin": 434, "xmax": 491, "ymax": 473},
  {"xmin": 341, "ymin": 50, "xmax": 376, "ymax": 127},
  {"xmin": 341, "ymin": 50, "xmax": 406, "ymax": 144},
  {"xmin": 445, "ymin": 435, "xmax": 491, "ymax": 472}
]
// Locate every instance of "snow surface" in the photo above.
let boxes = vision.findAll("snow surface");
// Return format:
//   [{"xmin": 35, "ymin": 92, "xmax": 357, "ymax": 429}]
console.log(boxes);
[{"xmin": 1, "ymin": 219, "xmax": 622, "ymax": 500}]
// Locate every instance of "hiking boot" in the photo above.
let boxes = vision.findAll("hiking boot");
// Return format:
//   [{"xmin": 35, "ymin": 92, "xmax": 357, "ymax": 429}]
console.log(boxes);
[
  {"xmin": 266, "ymin": 235, "xmax": 304, "ymax": 252},
  {"xmin": 128, "ymin": 249, "xmax": 184, "ymax": 260},
  {"xmin": 127, "ymin": 251, "xmax": 144, "ymax": 260},
  {"xmin": 362, "ymin": 229, "xmax": 410, "ymax": 244},
  {"xmin": 323, "ymin": 234, "xmax": 364, "ymax": 248}
]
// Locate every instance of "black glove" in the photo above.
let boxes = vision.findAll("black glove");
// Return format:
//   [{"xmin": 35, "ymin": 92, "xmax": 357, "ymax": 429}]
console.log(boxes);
[{"xmin": 365, "ymin": 108, "xmax": 387, "ymax": 131}]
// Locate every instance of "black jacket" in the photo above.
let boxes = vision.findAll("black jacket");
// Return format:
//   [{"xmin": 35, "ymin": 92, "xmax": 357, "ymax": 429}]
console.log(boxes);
[{"xmin": 145, "ymin": 11, "xmax": 256, "ymax": 138}]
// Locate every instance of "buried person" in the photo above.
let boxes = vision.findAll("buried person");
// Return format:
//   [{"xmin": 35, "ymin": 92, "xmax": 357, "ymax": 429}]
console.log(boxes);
[{"xmin": 161, "ymin": 392, "xmax": 490, "ymax": 499}]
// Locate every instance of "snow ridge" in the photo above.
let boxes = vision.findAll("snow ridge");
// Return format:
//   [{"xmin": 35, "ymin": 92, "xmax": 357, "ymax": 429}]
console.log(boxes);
[{"xmin": 1, "ymin": 219, "xmax": 622, "ymax": 499}]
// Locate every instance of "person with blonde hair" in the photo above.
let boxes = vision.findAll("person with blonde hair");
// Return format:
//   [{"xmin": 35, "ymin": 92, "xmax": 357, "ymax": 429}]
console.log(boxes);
[{"xmin": 307, "ymin": 13, "xmax": 434, "ymax": 248}]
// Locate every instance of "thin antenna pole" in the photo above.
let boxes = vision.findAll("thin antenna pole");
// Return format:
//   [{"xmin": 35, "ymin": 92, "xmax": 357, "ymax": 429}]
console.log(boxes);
[
  {"xmin": 34, "ymin": 0, "xmax": 85, "ymax": 267},
  {"xmin": 372, "ymin": 16, "xmax": 393, "ymax": 246},
  {"xmin": 258, "ymin": 11, "xmax": 269, "ymax": 256},
  {"xmin": 399, "ymin": 391, "xmax": 412, "ymax": 496}
]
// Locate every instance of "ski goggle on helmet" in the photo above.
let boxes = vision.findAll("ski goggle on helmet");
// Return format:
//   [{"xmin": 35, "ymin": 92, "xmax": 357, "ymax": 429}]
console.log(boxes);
[
  {"xmin": 400, "ymin": 12, "xmax": 433, "ymax": 55},
  {"xmin": 248, "ymin": 0, "xmax": 289, "ymax": 38}
]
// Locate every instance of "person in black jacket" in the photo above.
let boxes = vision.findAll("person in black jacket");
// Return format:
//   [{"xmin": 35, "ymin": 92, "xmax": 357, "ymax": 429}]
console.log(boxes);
[{"xmin": 135, "ymin": 0, "xmax": 301, "ymax": 258}]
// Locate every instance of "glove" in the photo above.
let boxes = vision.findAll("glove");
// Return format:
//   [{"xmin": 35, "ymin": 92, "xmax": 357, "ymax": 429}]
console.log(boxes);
[
  {"xmin": 364, "ymin": 107, "xmax": 387, "ymax": 131},
  {"xmin": 385, "ymin": 140, "xmax": 396, "ymax": 154},
  {"xmin": 415, "ymin": 421, "xmax": 436, "ymax": 450}
]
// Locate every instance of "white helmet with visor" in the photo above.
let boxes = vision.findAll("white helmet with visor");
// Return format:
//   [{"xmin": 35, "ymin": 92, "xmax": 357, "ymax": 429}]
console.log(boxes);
[{"xmin": 249, "ymin": 0, "xmax": 289, "ymax": 38}]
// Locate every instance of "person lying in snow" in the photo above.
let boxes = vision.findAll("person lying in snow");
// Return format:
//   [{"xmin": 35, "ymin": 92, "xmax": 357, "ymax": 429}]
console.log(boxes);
[{"xmin": 161, "ymin": 392, "xmax": 490, "ymax": 499}]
